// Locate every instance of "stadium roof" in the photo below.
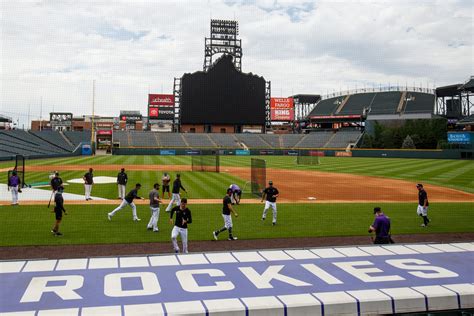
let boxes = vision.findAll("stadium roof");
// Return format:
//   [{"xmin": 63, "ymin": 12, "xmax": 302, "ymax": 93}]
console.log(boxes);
[
  {"xmin": 459, "ymin": 76, "xmax": 474, "ymax": 92},
  {"xmin": 290, "ymin": 94, "xmax": 321, "ymax": 104}
]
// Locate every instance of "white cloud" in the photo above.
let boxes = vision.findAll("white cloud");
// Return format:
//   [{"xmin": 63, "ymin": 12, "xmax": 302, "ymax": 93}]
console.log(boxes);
[{"xmin": 1, "ymin": 0, "xmax": 472, "ymax": 128}]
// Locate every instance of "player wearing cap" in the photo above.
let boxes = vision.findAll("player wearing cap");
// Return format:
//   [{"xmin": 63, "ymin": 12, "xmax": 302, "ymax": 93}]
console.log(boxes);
[
  {"xmin": 229, "ymin": 183, "xmax": 242, "ymax": 205},
  {"xmin": 261, "ymin": 180, "xmax": 279, "ymax": 226},
  {"xmin": 147, "ymin": 183, "xmax": 161, "ymax": 232},
  {"xmin": 169, "ymin": 198, "xmax": 192, "ymax": 253},
  {"xmin": 83, "ymin": 168, "xmax": 94, "ymax": 201},
  {"xmin": 108, "ymin": 183, "xmax": 143, "ymax": 221},
  {"xmin": 213, "ymin": 188, "xmax": 239, "ymax": 241},
  {"xmin": 50, "ymin": 172, "xmax": 63, "ymax": 193},
  {"xmin": 51, "ymin": 186, "xmax": 67, "ymax": 236},
  {"xmin": 8, "ymin": 170, "xmax": 21, "ymax": 206},
  {"xmin": 117, "ymin": 168, "xmax": 128, "ymax": 200},
  {"xmin": 368, "ymin": 207, "xmax": 392, "ymax": 244},
  {"xmin": 161, "ymin": 173, "xmax": 171, "ymax": 199},
  {"xmin": 416, "ymin": 183, "xmax": 430, "ymax": 227},
  {"xmin": 165, "ymin": 174, "xmax": 186, "ymax": 213}
]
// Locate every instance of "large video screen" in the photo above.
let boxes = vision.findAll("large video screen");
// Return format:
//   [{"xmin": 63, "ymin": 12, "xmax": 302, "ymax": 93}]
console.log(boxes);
[{"xmin": 180, "ymin": 55, "xmax": 266, "ymax": 125}]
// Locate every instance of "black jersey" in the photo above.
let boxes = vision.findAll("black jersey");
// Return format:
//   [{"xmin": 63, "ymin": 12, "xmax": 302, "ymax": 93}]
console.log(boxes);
[
  {"xmin": 222, "ymin": 195, "xmax": 232, "ymax": 215},
  {"xmin": 84, "ymin": 172, "xmax": 93, "ymax": 185},
  {"xmin": 172, "ymin": 178, "xmax": 185, "ymax": 194},
  {"xmin": 125, "ymin": 189, "xmax": 140, "ymax": 203},
  {"xmin": 170, "ymin": 206, "xmax": 192, "ymax": 228},
  {"xmin": 117, "ymin": 172, "xmax": 128, "ymax": 185},
  {"xmin": 50, "ymin": 177, "xmax": 63, "ymax": 191},
  {"xmin": 418, "ymin": 190, "xmax": 429, "ymax": 206},
  {"xmin": 263, "ymin": 186, "xmax": 279, "ymax": 202}
]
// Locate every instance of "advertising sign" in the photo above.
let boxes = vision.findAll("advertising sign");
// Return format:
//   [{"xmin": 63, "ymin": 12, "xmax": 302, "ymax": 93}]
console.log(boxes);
[
  {"xmin": 236, "ymin": 150, "xmax": 250, "ymax": 156},
  {"xmin": 160, "ymin": 149, "xmax": 176, "ymax": 156},
  {"xmin": 50, "ymin": 112, "xmax": 73, "ymax": 127},
  {"xmin": 335, "ymin": 151, "xmax": 352, "ymax": 157},
  {"xmin": 447, "ymin": 132, "xmax": 471, "ymax": 144},
  {"xmin": 97, "ymin": 130, "xmax": 113, "ymax": 136},
  {"xmin": 149, "ymin": 94, "xmax": 175, "ymax": 120},
  {"xmin": 270, "ymin": 98, "xmax": 294, "ymax": 121}
]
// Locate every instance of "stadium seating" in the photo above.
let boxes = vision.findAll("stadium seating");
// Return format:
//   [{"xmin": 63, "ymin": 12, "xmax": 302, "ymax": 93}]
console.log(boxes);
[
  {"xmin": 404, "ymin": 92, "xmax": 435, "ymax": 113},
  {"xmin": 112, "ymin": 131, "xmax": 129, "ymax": 147},
  {"xmin": 259, "ymin": 134, "xmax": 281, "ymax": 148},
  {"xmin": 209, "ymin": 134, "xmax": 240, "ymax": 148},
  {"xmin": 308, "ymin": 97, "xmax": 343, "ymax": 116},
  {"xmin": 325, "ymin": 130, "xmax": 362, "ymax": 148},
  {"xmin": 281, "ymin": 134, "xmax": 305, "ymax": 148},
  {"xmin": 338, "ymin": 93, "xmax": 375, "ymax": 115},
  {"xmin": 64, "ymin": 130, "xmax": 91, "ymax": 147},
  {"xmin": 369, "ymin": 92, "xmax": 402, "ymax": 115},
  {"xmin": 235, "ymin": 134, "xmax": 272, "ymax": 148},
  {"xmin": 129, "ymin": 131, "xmax": 159, "ymax": 147},
  {"xmin": 183, "ymin": 133, "xmax": 215, "ymax": 147},
  {"xmin": 156, "ymin": 133, "xmax": 187, "ymax": 147},
  {"xmin": 30, "ymin": 130, "xmax": 75, "ymax": 151},
  {"xmin": 294, "ymin": 132, "xmax": 332, "ymax": 148}
]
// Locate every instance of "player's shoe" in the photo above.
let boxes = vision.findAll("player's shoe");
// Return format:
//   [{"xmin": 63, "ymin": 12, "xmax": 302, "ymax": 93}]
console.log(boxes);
[
  {"xmin": 228, "ymin": 236, "xmax": 238, "ymax": 241},
  {"xmin": 51, "ymin": 229, "xmax": 56, "ymax": 234},
  {"xmin": 262, "ymin": 217, "xmax": 265, "ymax": 221},
  {"xmin": 107, "ymin": 213, "xmax": 112, "ymax": 221},
  {"xmin": 54, "ymin": 232, "xmax": 63, "ymax": 236},
  {"xmin": 134, "ymin": 218, "xmax": 141, "ymax": 222},
  {"xmin": 420, "ymin": 224, "xmax": 426, "ymax": 227},
  {"xmin": 147, "ymin": 227, "xmax": 152, "ymax": 230},
  {"xmin": 272, "ymin": 222, "xmax": 276, "ymax": 226},
  {"xmin": 213, "ymin": 231, "xmax": 218, "ymax": 240},
  {"xmin": 153, "ymin": 229, "xmax": 159, "ymax": 232},
  {"xmin": 174, "ymin": 249, "xmax": 179, "ymax": 254}
]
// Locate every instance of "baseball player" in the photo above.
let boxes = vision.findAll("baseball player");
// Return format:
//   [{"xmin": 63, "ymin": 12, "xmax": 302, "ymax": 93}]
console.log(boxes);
[
  {"xmin": 108, "ymin": 183, "xmax": 143, "ymax": 221},
  {"xmin": 416, "ymin": 183, "xmax": 430, "ymax": 227},
  {"xmin": 50, "ymin": 172, "xmax": 63, "ymax": 193},
  {"xmin": 51, "ymin": 186, "xmax": 67, "ymax": 236},
  {"xmin": 7, "ymin": 170, "xmax": 21, "ymax": 206},
  {"xmin": 213, "ymin": 188, "xmax": 239, "ymax": 241},
  {"xmin": 165, "ymin": 174, "xmax": 187, "ymax": 212},
  {"xmin": 117, "ymin": 168, "xmax": 128, "ymax": 199},
  {"xmin": 368, "ymin": 207, "xmax": 392, "ymax": 244},
  {"xmin": 83, "ymin": 168, "xmax": 94, "ymax": 201},
  {"xmin": 169, "ymin": 198, "xmax": 192, "ymax": 253},
  {"xmin": 161, "ymin": 173, "xmax": 171, "ymax": 199},
  {"xmin": 261, "ymin": 180, "xmax": 279, "ymax": 226},
  {"xmin": 147, "ymin": 183, "xmax": 161, "ymax": 232},
  {"xmin": 229, "ymin": 184, "xmax": 242, "ymax": 205}
]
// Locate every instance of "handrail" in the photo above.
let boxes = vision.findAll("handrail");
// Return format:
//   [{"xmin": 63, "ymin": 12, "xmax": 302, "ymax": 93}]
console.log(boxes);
[{"xmin": 320, "ymin": 86, "xmax": 435, "ymax": 101}]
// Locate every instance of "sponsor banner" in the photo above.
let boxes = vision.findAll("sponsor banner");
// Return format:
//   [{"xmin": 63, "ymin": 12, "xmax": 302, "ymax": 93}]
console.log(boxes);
[
  {"xmin": 149, "ymin": 107, "xmax": 174, "ymax": 120},
  {"xmin": 309, "ymin": 150, "xmax": 325, "ymax": 157},
  {"xmin": 121, "ymin": 115, "xmax": 142, "ymax": 122},
  {"xmin": 236, "ymin": 149, "xmax": 250, "ymax": 156},
  {"xmin": 335, "ymin": 151, "xmax": 352, "ymax": 157},
  {"xmin": 186, "ymin": 150, "xmax": 201, "ymax": 155},
  {"xmin": 260, "ymin": 150, "xmax": 274, "ymax": 155},
  {"xmin": 97, "ymin": 130, "xmax": 112, "ymax": 136},
  {"xmin": 448, "ymin": 132, "xmax": 471, "ymax": 144},
  {"xmin": 148, "ymin": 94, "xmax": 174, "ymax": 107},
  {"xmin": 285, "ymin": 150, "xmax": 299, "ymax": 156},
  {"xmin": 271, "ymin": 97, "xmax": 294, "ymax": 121},
  {"xmin": 0, "ymin": 244, "xmax": 472, "ymax": 314},
  {"xmin": 310, "ymin": 115, "xmax": 361, "ymax": 120},
  {"xmin": 160, "ymin": 149, "xmax": 175, "ymax": 156}
]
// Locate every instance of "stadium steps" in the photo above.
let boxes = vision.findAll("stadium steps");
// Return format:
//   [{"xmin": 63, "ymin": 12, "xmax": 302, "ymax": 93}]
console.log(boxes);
[
  {"xmin": 60, "ymin": 131, "xmax": 75, "ymax": 148},
  {"xmin": 323, "ymin": 132, "xmax": 338, "ymax": 148},
  {"xmin": 181, "ymin": 134, "xmax": 190, "ymax": 148},
  {"xmin": 279, "ymin": 136, "xmax": 284, "ymax": 148},
  {"xmin": 293, "ymin": 134, "xmax": 307, "ymax": 148},
  {"xmin": 154, "ymin": 133, "xmax": 161, "ymax": 147},
  {"xmin": 397, "ymin": 91, "xmax": 407, "ymax": 113},
  {"xmin": 335, "ymin": 94, "xmax": 351, "ymax": 114},
  {"xmin": 258, "ymin": 135, "xmax": 274, "ymax": 148},
  {"xmin": 206, "ymin": 134, "xmax": 218, "ymax": 147},
  {"xmin": 29, "ymin": 131, "xmax": 72, "ymax": 152},
  {"xmin": 127, "ymin": 132, "xmax": 132, "ymax": 146}
]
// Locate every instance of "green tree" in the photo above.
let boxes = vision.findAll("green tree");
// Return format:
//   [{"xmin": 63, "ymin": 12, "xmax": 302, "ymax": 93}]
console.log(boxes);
[{"xmin": 402, "ymin": 135, "xmax": 416, "ymax": 149}]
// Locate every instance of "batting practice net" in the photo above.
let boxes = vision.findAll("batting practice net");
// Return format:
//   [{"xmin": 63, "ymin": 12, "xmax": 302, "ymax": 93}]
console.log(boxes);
[
  {"xmin": 251, "ymin": 158, "xmax": 266, "ymax": 197},
  {"xmin": 191, "ymin": 155, "xmax": 220, "ymax": 172},
  {"xmin": 297, "ymin": 154, "xmax": 320, "ymax": 166},
  {"xmin": 7, "ymin": 155, "xmax": 25, "ymax": 188}
]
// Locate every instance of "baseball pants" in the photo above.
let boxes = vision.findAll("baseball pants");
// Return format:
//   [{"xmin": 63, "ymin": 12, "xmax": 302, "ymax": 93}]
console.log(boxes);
[
  {"xmin": 222, "ymin": 214, "xmax": 233, "ymax": 229},
  {"xmin": 10, "ymin": 186, "xmax": 19, "ymax": 205},
  {"xmin": 118, "ymin": 184, "xmax": 126, "ymax": 199},
  {"xmin": 171, "ymin": 226, "xmax": 188, "ymax": 253},
  {"xmin": 84, "ymin": 184, "xmax": 93, "ymax": 199},
  {"xmin": 109, "ymin": 200, "xmax": 139, "ymax": 220},
  {"xmin": 416, "ymin": 205, "xmax": 428, "ymax": 216},
  {"xmin": 166, "ymin": 193, "xmax": 181, "ymax": 212},
  {"xmin": 262, "ymin": 201, "xmax": 277, "ymax": 223},
  {"xmin": 147, "ymin": 206, "xmax": 160, "ymax": 231}
]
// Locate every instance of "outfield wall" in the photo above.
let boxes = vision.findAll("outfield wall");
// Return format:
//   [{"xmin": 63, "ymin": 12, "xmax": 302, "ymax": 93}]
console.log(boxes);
[{"xmin": 112, "ymin": 147, "xmax": 469, "ymax": 159}]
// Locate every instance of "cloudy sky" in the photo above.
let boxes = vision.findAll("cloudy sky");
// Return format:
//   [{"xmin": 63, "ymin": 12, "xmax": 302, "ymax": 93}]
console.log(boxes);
[{"xmin": 1, "ymin": 0, "xmax": 472, "ymax": 128}]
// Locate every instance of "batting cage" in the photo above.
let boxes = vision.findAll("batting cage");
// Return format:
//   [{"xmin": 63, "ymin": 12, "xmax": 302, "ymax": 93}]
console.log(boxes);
[
  {"xmin": 191, "ymin": 154, "xmax": 220, "ymax": 172},
  {"xmin": 7, "ymin": 155, "xmax": 26, "ymax": 188},
  {"xmin": 297, "ymin": 151, "xmax": 321, "ymax": 166},
  {"xmin": 251, "ymin": 158, "xmax": 266, "ymax": 197}
]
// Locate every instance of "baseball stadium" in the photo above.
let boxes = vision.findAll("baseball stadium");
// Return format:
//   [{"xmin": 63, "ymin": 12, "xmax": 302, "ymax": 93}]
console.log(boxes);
[{"xmin": 1, "ymin": 6, "xmax": 474, "ymax": 316}]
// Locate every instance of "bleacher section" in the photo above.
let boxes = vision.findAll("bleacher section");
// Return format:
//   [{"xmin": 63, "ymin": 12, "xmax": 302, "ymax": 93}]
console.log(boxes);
[
  {"xmin": 30, "ymin": 130, "xmax": 74, "ymax": 151},
  {"xmin": 309, "ymin": 97, "xmax": 344, "ymax": 116},
  {"xmin": 64, "ymin": 130, "xmax": 91, "ymax": 147},
  {"xmin": 404, "ymin": 92, "xmax": 435, "ymax": 113},
  {"xmin": 369, "ymin": 92, "xmax": 401, "ymax": 115},
  {"xmin": 112, "ymin": 131, "xmax": 130, "ymax": 147},
  {"xmin": 209, "ymin": 134, "xmax": 239, "ymax": 147},
  {"xmin": 184, "ymin": 133, "xmax": 215, "ymax": 147},
  {"xmin": 339, "ymin": 93, "xmax": 375, "ymax": 115},
  {"xmin": 281, "ymin": 134, "xmax": 305, "ymax": 148},
  {"xmin": 157, "ymin": 133, "xmax": 187, "ymax": 147},
  {"xmin": 294, "ymin": 132, "xmax": 333, "ymax": 148},
  {"xmin": 325, "ymin": 130, "xmax": 361, "ymax": 148},
  {"xmin": 129, "ymin": 131, "xmax": 159, "ymax": 147},
  {"xmin": 235, "ymin": 134, "xmax": 272, "ymax": 148}
]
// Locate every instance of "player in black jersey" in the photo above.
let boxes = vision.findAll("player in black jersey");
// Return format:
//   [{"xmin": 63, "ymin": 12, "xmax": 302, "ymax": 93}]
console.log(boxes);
[
  {"xmin": 170, "ymin": 198, "xmax": 192, "ymax": 253},
  {"xmin": 416, "ymin": 184, "xmax": 430, "ymax": 227},
  {"xmin": 108, "ymin": 183, "xmax": 143, "ymax": 221},
  {"xmin": 213, "ymin": 188, "xmax": 239, "ymax": 241},
  {"xmin": 261, "ymin": 180, "xmax": 279, "ymax": 226},
  {"xmin": 51, "ymin": 186, "xmax": 67, "ymax": 236}
]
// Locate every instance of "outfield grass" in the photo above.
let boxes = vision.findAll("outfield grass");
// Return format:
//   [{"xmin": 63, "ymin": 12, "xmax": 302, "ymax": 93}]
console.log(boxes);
[
  {"xmin": 0, "ymin": 202, "xmax": 472, "ymax": 247},
  {"xmin": 2, "ymin": 155, "xmax": 473, "ymax": 193}
]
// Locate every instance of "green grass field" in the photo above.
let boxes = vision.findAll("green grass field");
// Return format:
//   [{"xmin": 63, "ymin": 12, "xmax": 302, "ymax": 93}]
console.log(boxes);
[
  {"xmin": 0, "ymin": 202, "xmax": 472, "ymax": 247},
  {"xmin": 1, "ymin": 155, "xmax": 473, "ymax": 247}
]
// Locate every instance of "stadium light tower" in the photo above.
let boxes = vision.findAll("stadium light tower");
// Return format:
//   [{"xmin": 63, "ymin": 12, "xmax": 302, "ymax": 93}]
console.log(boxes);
[{"xmin": 203, "ymin": 19, "xmax": 242, "ymax": 72}]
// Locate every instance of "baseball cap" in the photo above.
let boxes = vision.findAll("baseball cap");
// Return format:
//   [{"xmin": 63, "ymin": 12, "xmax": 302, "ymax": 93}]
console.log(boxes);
[
  {"xmin": 227, "ymin": 188, "xmax": 233, "ymax": 193},
  {"xmin": 181, "ymin": 198, "xmax": 187, "ymax": 203},
  {"xmin": 373, "ymin": 207, "xmax": 381, "ymax": 214},
  {"xmin": 269, "ymin": 180, "xmax": 273, "ymax": 185},
  {"xmin": 416, "ymin": 183, "xmax": 423, "ymax": 188},
  {"xmin": 177, "ymin": 174, "xmax": 181, "ymax": 178}
]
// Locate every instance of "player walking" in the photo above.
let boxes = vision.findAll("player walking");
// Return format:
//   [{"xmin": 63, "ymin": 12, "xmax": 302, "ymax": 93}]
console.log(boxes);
[
  {"xmin": 161, "ymin": 173, "xmax": 171, "ymax": 199},
  {"xmin": 108, "ymin": 183, "xmax": 143, "ymax": 221},
  {"xmin": 50, "ymin": 172, "xmax": 63, "ymax": 193},
  {"xmin": 416, "ymin": 184, "xmax": 430, "ymax": 227},
  {"xmin": 229, "ymin": 184, "xmax": 242, "ymax": 205},
  {"xmin": 165, "ymin": 174, "xmax": 187, "ymax": 212},
  {"xmin": 8, "ymin": 170, "xmax": 21, "ymax": 205},
  {"xmin": 83, "ymin": 168, "xmax": 94, "ymax": 201},
  {"xmin": 213, "ymin": 188, "xmax": 239, "ymax": 241},
  {"xmin": 261, "ymin": 180, "xmax": 279, "ymax": 226},
  {"xmin": 169, "ymin": 198, "xmax": 192, "ymax": 253},
  {"xmin": 51, "ymin": 186, "xmax": 67, "ymax": 236},
  {"xmin": 147, "ymin": 183, "xmax": 161, "ymax": 232},
  {"xmin": 117, "ymin": 168, "xmax": 128, "ymax": 200},
  {"xmin": 368, "ymin": 207, "xmax": 392, "ymax": 244}
]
